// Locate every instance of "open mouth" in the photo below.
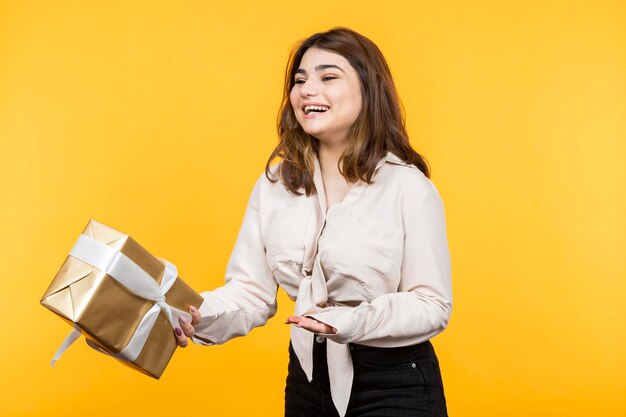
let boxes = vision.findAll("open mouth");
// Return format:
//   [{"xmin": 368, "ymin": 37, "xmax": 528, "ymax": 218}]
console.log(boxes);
[{"xmin": 303, "ymin": 105, "xmax": 330, "ymax": 115}]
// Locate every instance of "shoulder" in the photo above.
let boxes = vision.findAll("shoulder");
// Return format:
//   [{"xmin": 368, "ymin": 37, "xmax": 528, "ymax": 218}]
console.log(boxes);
[
  {"xmin": 256, "ymin": 162, "xmax": 285, "ymax": 191},
  {"xmin": 267, "ymin": 160, "xmax": 282, "ymax": 178},
  {"xmin": 253, "ymin": 161, "xmax": 302, "ymax": 205},
  {"xmin": 380, "ymin": 159, "xmax": 438, "ymax": 199},
  {"xmin": 247, "ymin": 161, "xmax": 277, "ymax": 189},
  {"xmin": 378, "ymin": 166, "xmax": 447, "ymax": 230},
  {"xmin": 376, "ymin": 158, "xmax": 446, "ymax": 220}
]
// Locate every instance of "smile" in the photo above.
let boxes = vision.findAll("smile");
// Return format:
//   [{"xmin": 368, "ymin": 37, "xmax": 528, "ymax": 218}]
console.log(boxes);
[{"xmin": 303, "ymin": 104, "xmax": 330, "ymax": 115}]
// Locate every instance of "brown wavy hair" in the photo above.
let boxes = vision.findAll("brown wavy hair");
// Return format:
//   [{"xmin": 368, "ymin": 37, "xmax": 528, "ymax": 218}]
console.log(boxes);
[{"xmin": 265, "ymin": 27, "xmax": 430, "ymax": 196}]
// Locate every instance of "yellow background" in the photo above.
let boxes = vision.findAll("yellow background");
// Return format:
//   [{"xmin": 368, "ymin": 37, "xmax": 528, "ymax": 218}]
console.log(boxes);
[{"xmin": 1, "ymin": 0, "xmax": 624, "ymax": 416}]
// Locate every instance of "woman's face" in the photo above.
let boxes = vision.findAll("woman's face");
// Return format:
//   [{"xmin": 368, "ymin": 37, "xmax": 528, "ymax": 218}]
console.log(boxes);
[{"xmin": 290, "ymin": 47, "xmax": 363, "ymax": 148}]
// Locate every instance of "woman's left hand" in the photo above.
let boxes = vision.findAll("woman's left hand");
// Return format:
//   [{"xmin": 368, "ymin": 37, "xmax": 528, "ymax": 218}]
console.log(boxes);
[{"xmin": 285, "ymin": 315, "xmax": 337, "ymax": 334}]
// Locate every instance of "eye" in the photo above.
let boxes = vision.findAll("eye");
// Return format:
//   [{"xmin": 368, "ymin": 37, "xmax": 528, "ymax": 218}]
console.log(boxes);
[
  {"xmin": 294, "ymin": 78, "xmax": 306, "ymax": 85},
  {"xmin": 322, "ymin": 75, "xmax": 337, "ymax": 81}
]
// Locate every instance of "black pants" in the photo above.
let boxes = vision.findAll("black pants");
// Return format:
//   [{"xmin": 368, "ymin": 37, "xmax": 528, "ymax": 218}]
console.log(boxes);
[{"xmin": 285, "ymin": 338, "xmax": 448, "ymax": 417}]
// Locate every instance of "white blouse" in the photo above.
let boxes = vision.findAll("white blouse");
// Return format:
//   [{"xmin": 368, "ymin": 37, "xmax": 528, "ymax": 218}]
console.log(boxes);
[{"xmin": 192, "ymin": 151, "xmax": 452, "ymax": 417}]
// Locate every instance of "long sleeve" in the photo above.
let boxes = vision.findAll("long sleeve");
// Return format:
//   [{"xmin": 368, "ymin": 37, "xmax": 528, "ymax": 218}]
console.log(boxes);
[
  {"xmin": 192, "ymin": 175, "xmax": 278, "ymax": 346},
  {"xmin": 307, "ymin": 180, "xmax": 452, "ymax": 347}
]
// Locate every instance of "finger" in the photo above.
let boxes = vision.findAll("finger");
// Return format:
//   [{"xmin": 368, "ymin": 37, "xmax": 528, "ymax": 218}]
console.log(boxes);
[
  {"xmin": 174, "ymin": 327, "xmax": 188, "ymax": 348},
  {"xmin": 189, "ymin": 306, "xmax": 201, "ymax": 325},
  {"xmin": 299, "ymin": 317, "xmax": 334, "ymax": 334},
  {"xmin": 298, "ymin": 317, "xmax": 321, "ymax": 332},
  {"xmin": 179, "ymin": 315, "xmax": 195, "ymax": 338},
  {"xmin": 288, "ymin": 317, "xmax": 313, "ymax": 332},
  {"xmin": 314, "ymin": 323, "xmax": 337, "ymax": 334},
  {"xmin": 309, "ymin": 318, "xmax": 336, "ymax": 334},
  {"xmin": 297, "ymin": 316, "xmax": 315, "ymax": 326}
]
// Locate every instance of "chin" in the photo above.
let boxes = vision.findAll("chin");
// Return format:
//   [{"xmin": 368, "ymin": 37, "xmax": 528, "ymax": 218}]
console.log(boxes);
[
  {"xmin": 299, "ymin": 124, "xmax": 326, "ymax": 138},
  {"xmin": 302, "ymin": 127, "xmax": 323, "ymax": 136}
]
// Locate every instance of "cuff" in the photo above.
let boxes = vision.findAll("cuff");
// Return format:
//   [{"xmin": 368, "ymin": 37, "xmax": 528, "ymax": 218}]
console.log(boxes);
[
  {"xmin": 189, "ymin": 297, "xmax": 220, "ymax": 346},
  {"xmin": 190, "ymin": 334, "xmax": 217, "ymax": 346}
]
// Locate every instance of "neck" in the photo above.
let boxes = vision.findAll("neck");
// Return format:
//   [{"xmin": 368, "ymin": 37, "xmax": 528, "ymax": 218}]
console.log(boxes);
[{"xmin": 317, "ymin": 141, "xmax": 346, "ymax": 177}]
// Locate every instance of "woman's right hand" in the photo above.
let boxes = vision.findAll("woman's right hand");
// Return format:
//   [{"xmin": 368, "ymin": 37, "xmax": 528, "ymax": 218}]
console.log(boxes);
[{"xmin": 174, "ymin": 306, "xmax": 201, "ymax": 347}]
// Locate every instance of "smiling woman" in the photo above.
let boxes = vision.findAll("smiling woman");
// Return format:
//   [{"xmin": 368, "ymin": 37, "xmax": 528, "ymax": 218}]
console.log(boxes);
[{"xmin": 175, "ymin": 27, "xmax": 451, "ymax": 417}]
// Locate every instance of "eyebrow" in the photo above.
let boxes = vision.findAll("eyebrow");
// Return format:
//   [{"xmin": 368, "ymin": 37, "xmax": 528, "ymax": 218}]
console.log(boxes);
[{"xmin": 295, "ymin": 64, "xmax": 345, "ymax": 75}]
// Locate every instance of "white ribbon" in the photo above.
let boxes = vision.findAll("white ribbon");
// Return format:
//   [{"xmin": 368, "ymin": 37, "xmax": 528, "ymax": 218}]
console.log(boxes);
[
  {"xmin": 50, "ymin": 328, "xmax": 81, "ymax": 366},
  {"xmin": 50, "ymin": 234, "xmax": 190, "ymax": 367}
]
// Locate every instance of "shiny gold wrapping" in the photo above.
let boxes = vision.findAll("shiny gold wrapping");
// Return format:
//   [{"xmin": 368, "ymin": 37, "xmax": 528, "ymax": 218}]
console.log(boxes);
[{"xmin": 41, "ymin": 219, "xmax": 204, "ymax": 378}]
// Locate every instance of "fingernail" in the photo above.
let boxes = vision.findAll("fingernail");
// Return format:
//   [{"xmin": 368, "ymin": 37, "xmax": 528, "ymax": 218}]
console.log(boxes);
[
  {"xmin": 179, "ymin": 316, "xmax": 188, "ymax": 325},
  {"xmin": 175, "ymin": 328, "xmax": 183, "ymax": 336},
  {"xmin": 190, "ymin": 306, "xmax": 197, "ymax": 313}
]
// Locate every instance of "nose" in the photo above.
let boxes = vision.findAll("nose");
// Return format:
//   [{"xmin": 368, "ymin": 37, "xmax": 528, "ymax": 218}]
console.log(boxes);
[{"xmin": 299, "ymin": 79, "xmax": 318, "ymax": 97}]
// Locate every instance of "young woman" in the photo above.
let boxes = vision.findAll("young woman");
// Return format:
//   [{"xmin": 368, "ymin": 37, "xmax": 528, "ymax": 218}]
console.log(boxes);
[{"xmin": 176, "ymin": 27, "xmax": 452, "ymax": 417}]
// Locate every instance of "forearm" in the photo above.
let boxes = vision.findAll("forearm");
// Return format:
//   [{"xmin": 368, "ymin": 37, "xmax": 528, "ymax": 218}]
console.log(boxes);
[{"xmin": 306, "ymin": 291, "xmax": 451, "ymax": 346}]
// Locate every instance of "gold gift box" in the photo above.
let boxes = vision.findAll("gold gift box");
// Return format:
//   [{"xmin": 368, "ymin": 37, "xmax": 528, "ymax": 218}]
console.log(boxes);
[{"xmin": 41, "ymin": 219, "xmax": 203, "ymax": 378}]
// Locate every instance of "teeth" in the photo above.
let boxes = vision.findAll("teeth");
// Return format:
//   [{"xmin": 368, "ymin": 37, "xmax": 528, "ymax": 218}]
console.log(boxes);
[{"xmin": 304, "ymin": 105, "xmax": 330, "ymax": 114}]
